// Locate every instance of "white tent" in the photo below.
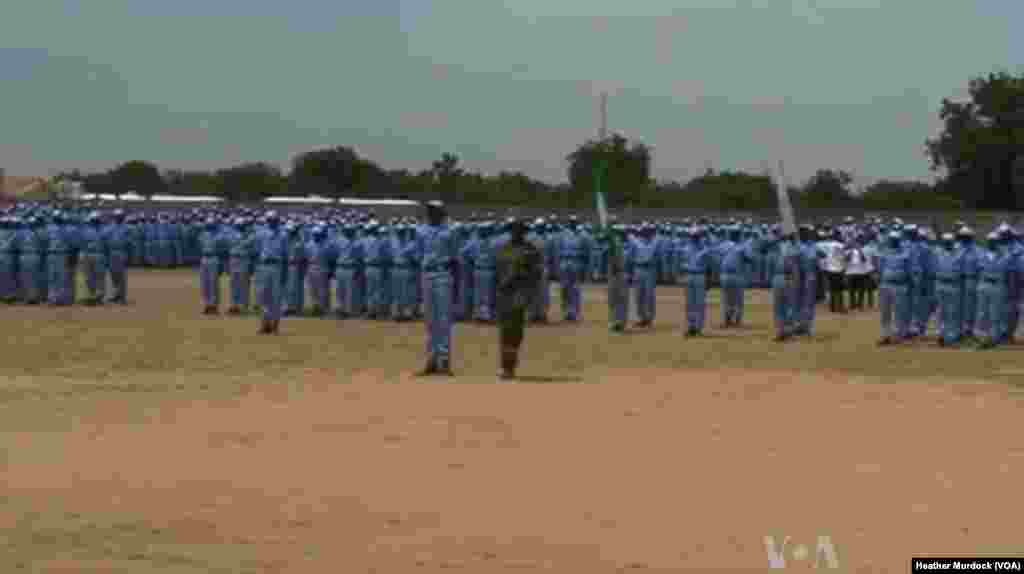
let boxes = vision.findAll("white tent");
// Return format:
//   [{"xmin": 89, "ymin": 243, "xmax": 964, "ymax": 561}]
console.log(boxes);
[
  {"xmin": 149, "ymin": 194, "xmax": 222, "ymax": 203},
  {"xmin": 264, "ymin": 196, "xmax": 335, "ymax": 204}
]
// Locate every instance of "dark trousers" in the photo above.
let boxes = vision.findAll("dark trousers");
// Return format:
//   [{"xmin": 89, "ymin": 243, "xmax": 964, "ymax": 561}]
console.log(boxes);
[
  {"xmin": 826, "ymin": 271, "xmax": 845, "ymax": 312},
  {"xmin": 498, "ymin": 302, "xmax": 527, "ymax": 373},
  {"xmin": 847, "ymin": 274, "xmax": 869, "ymax": 310}
]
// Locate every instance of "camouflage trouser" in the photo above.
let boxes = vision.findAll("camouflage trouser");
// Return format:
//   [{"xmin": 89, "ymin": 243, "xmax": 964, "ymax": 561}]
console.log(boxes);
[{"xmin": 498, "ymin": 302, "xmax": 527, "ymax": 372}]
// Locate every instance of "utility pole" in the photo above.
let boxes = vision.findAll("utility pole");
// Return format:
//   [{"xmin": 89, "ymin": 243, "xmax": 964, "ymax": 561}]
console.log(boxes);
[{"xmin": 599, "ymin": 92, "xmax": 608, "ymax": 141}]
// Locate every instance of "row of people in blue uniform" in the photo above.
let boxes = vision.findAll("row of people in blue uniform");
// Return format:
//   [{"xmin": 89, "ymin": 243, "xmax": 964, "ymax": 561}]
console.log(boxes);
[
  {"xmin": 0, "ymin": 211, "xmax": 131, "ymax": 304},
  {"xmin": 5, "ymin": 203, "xmax": 1022, "ymax": 352}
]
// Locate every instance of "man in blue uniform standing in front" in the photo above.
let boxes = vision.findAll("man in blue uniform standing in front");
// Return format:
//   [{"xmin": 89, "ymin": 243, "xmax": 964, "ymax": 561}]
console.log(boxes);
[
  {"xmin": 45, "ymin": 212, "xmax": 71, "ymax": 306},
  {"xmin": 877, "ymin": 231, "xmax": 916, "ymax": 345},
  {"xmin": 934, "ymin": 232, "xmax": 965, "ymax": 347},
  {"xmin": 683, "ymin": 227, "xmax": 714, "ymax": 337},
  {"xmin": 79, "ymin": 213, "xmax": 109, "ymax": 305},
  {"xmin": 105, "ymin": 210, "xmax": 130, "ymax": 304},
  {"xmin": 957, "ymin": 227, "xmax": 980, "ymax": 341},
  {"xmin": 0, "ymin": 217, "xmax": 17, "ymax": 303},
  {"xmin": 417, "ymin": 201, "xmax": 457, "ymax": 377},
  {"xmin": 796, "ymin": 225, "xmax": 821, "ymax": 336},
  {"xmin": 557, "ymin": 216, "xmax": 588, "ymax": 322},
  {"xmin": 256, "ymin": 212, "xmax": 288, "ymax": 334}
]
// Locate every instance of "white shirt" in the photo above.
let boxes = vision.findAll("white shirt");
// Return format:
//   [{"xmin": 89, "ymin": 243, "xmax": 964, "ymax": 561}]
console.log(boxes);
[
  {"xmin": 820, "ymin": 240, "xmax": 846, "ymax": 273},
  {"xmin": 844, "ymin": 246, "xmax": 872, "ymax": 275}
]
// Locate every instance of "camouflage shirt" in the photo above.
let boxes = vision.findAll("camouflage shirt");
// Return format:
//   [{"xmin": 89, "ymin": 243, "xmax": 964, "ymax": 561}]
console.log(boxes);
[{"xmin": 496, "ymin": 239, "xmax": 543, "ymax": 310}]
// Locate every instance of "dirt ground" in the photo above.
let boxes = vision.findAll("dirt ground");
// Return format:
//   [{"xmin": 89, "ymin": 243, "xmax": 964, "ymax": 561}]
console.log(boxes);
[{"xmin": 2, "ymin": 270, "xmax": 1023, "ymax": 573}]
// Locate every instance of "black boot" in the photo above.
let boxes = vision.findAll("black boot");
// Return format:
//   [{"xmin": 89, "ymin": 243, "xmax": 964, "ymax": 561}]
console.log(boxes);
[{"xmin": 416, "ymin": 358, "xmax": 437, "ymax": 377}]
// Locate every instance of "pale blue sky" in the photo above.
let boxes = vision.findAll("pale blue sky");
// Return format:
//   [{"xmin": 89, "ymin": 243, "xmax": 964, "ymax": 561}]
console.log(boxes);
[{"xmin": 1, "ymin": 0, "xmax": 1019, "ymax": 185}]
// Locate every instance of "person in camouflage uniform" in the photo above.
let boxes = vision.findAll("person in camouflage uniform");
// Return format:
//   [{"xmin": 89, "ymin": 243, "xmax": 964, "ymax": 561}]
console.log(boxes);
[
  {"xmin": 604, "ymin": 224, "xmax": 629, "ymax": 332},
  {"xmin": 495, "ymin": 217, "xmax": 543, "ymax": 380}
]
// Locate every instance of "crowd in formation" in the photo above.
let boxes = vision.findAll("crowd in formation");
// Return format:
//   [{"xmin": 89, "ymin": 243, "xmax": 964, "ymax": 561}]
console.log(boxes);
[{"xmin": 1, "ymin": 201, "xmax": 1021, "ymax": 373}]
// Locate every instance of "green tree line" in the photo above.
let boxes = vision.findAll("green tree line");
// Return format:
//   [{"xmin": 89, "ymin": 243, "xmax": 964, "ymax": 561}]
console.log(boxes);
[{"xmin": 57, "ymin": 71, "xmax": 1021, "ymax": 211}]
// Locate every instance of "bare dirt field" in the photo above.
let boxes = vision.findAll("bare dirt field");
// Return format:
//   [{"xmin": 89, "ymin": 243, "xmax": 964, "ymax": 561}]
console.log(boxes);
[{"xmin": 2, "ymin": 270, "xmax": 1023, "ymax": 573}]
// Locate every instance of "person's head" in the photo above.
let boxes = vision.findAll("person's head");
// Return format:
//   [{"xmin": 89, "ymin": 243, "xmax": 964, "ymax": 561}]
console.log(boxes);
[
  {"xmin": 506, "ymin": 217, "xmax": 528, "ymax": 241},
  {"xmin": 956, "ymin": 226, "xmax": 974, "ymax": 246},
  {"xmin": 423, "ymin": 200, "xmax": 446, "ymax": 226},
  {"xmin": 887, "ymin": 231, "xmax": 901, "ymax": 249},
  {"xmin": 985, "ymin": 231, "xmax": 1002, "ymax": 251},
  {"xmin": 265, "ymin": 211, "xmax": 281, "ymax": 230}
]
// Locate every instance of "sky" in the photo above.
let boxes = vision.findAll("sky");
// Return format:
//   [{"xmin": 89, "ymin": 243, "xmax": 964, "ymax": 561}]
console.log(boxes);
[{"xmin": 0, "ymin": 0, "xmax": 1020, "ymax": 186}]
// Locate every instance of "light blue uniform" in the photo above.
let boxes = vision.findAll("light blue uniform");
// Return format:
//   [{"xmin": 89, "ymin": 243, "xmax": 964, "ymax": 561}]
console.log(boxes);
[
  {"xmin": 256, "ymin": 227, "xmax": 288, "ymax": 324},
  {"xmin": 627, "ymin": 236, "xmax": 659, "ymax": 324},
  {"xmin": 959, "ymin": 242, "xmax": 980, "ymax": 337},
  {"xmin": 473, "ymin": 233, "xmax": 498, "ymax": 322},
  {"xmin": 46, "ymin": 222, "xmax": 71, "ymax": 305},
  {"xmin": 283, "ymin": 231, "xmax": 308, "ymax": 315},
  {"xmin": 798, "ymin": 241, "xmax": 820, "ymax": 334},
  {"xmin": 0, "ymin": 221, "xmax": 19, "ymax": 301},
  {"xmin": 305, "ymin": 235, "xmax": 333, "ymax": 315},
  {"xmin": 80, "ymin": 223, "xmax": 109, "ymax": 303},
  {"xmin": 878, "ymin": 243, "xmax": 916, "ymax": 341},
  {"xmin": 228, "ymin": 228, "xmax": 257, "ymax": 310},
  {"xmin": 105, "ymin": 222, "xmax": 130, "ymax": 303},
  {"xmin": 335, "ymin": 231, "xmax": 365, "ymax": 317},
  {"xmin": 456, "ymin": 231, "xmax": 476, "ymax": 322},
  {"xmin": 418, "ymin": 223, "xmax": 457, "ymax": 368},
  {"xmin": 766, "ymin": 239, "xmax": 800, "ymax": 337},
  {"xmin": 911, "ymin": 240, "xmax": 936, "ymax": 336},
  {"xmin": 976, "ymin": 247, "xmax": 1015, "ymax": 345},
  {"xmin": 363, "ymin": 232, "xmax": 392, "ymax": 318},
  {"xmin": 527, "ymin": 231, "xmax": 551, "ymax": 322},
  {"xmin": 718, "ymin": 239, "xmax": 754, "ymax": 326},
  {"xmin": 199, "ymin": 226, "xmax": 224, "ymax": 309},
  {"xmin": 392, "ymin": 234, "xmax": 420, "ymax": 320},
  {"xmin": 933, "ymin": 246, "xmax": 965, "ymax": 344},
  {"xmin": 684, "ymin": 237, "xmax": 714, "ymax": 333},
  {"xmin": 16, "ymin": 225, "xmax": 44, "ymax": 303},
  {"xmin": 557, "ymin": 228, "xmax": 588, "ymax": 321},
  {"xmin": 1007, "ymin": 241, "xmax": 1023, "ymax": 338}
]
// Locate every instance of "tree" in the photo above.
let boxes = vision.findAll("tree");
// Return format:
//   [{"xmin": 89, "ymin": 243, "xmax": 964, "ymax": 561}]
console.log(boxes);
[
  {"xmin": 171, "ymin": 171, "xmax": 220, "ymax": 196},
  {"xmin": 109, "ymin": 160, "xmax": 166, "ymax": 199},
  {"xmin": 81, "ymin": 171, "xmax": 116, "ymax": 198},
  {"xmin": 431, "ymin": 153, "xmax": 463, "ymax": 204},
  {"xmin": 566, "ymin": 133, "xmax": 651, "ymax": 211},
  {"xmin": 797, "ymin": 169, "xmax": 855, "ymax": 208},
  {"xmin": 288, "ymin": 146, "xmax": 372, "ymax": 200},
  {"xmin": 926, "ymin": 71, "xmax": 1024, "ymax": 210},
  {"xmin": 214, "ymin": 163, "xmax": 286, "ymax": 203}
]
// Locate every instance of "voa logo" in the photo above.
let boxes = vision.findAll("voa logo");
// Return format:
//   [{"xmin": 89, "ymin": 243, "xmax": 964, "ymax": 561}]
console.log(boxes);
[{"xmin": 764, "ymin": 535, "xmax": 841, "ymax": 569}]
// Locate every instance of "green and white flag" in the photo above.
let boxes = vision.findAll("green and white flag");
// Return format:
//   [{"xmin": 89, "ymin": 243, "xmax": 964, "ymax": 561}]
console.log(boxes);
[{"xmin": 595, "ymin": 158, "xmax": 609, "ymax": 229}]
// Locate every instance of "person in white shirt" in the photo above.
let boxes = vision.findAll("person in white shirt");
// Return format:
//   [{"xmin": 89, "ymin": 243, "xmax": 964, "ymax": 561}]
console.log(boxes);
[
  {"xmin": 860, "ymin": 237, "xmax": 880, "ymax": 309},
  {"xmin": 820, "ymin": 230, "xmax": 848, "ymax": 312},
  {"xmin": 844, "ymin": 238, "xmax": 873, "ymax": 310}
]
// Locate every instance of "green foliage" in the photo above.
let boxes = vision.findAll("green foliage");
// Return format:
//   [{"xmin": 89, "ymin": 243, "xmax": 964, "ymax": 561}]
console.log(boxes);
[
  {"xmin": 796, "ymin": 169, "xmax": 855, "ymax": 208},
  {"xmin": 214, "ymin": 163, "xmax": 286, "ymax": 203},
  {"xmin": 288, "ymin": 146, "xmax": 372, "ymax": 199},
  {"xmin": 50, "ymin": 71, "xmax": 1020, "ymax": 213},
  {"xmin": 926, "ymin": 71, "xmax": 1024, "ymax": 210},
  {"xmin": 109, "ymin": 160, "xmax": 166, "ymax": 198},
  {"xmin": 566, "ymin": 134, "xmax": 651, "ymax": 210}
]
